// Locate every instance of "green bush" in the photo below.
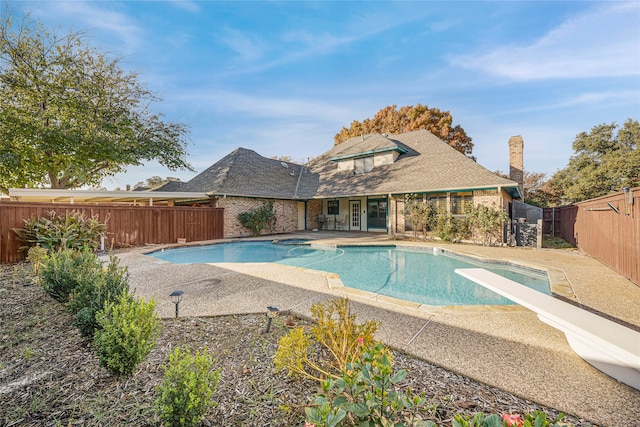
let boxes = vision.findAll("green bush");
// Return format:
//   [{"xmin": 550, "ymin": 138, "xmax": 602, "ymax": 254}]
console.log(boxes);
[
  {"xmin": 305, "ymin": 343, "xmax": 433, "ymax": 427},
  {"xmin": 465, "ymin": 203, "xmax": 509, "ymax": 246},
  {"xmin": 402, "ymin": 195, "xmax": 438, "ymax": 241},
  {"xmin": 237, "ymin": 200, "xmax": 277, "ymax": 236},
  {"xmin": 434, "ymin": 213, "xmax": 470, "ymax": 242},
  {"xmin": 155, "ymin": 346, "xmax": 221, "ymax": 427},
  {"xmin": 70, "ymin": 254, "xmax": 130, "ymax": 337},
  {"xmin": 13, "ymin": 210, "xmax": 107, "ymax": 252},
  {"xmin": 94, "ymin": 291, "xmax": 161, "ymax": 377},
  {"xmin": 39, "ymin": 250, "xmax": 129, "ymax": 337},
  {"xmin": 26, "ymin": 245, "xmax": 48, "ymax": 276},
  {"xmin": 453, "ymin": 411, "xmax": 571, "ymax": 427},
  {"xmin": 40, "ymin": 249, "xmax": 100, "ymax": 303}
]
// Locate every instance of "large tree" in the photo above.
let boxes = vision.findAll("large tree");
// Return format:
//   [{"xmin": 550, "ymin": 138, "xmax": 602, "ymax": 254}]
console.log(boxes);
[
  {"xmin": 551, "ymin": 119, "xmax": 639, "ymax": 203},
  {"xmin": 333, "ymin": 104, "xmax": 474, "ymax": 157},
  {"xmin": 0, "ymin": 12, "xmax": 193, "ymax": 194},
  {"xmin": 494, "ymin": 170, "xmax": 562, "ymax": 207}
]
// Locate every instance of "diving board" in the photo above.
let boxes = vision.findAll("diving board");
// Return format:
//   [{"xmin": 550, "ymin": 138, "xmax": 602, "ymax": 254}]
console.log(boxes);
[{"xmin": 455, "ymin": 268, "xmax": 640, "ymax": 390}]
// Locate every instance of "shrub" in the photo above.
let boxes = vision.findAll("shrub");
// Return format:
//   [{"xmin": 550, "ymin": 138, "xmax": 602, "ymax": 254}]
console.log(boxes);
[
  {"xmin": 70, "ymin": 254, "xmax": 130, "ymax": 337},
  {"xmin": 94, "ymin": 291, "xmax": 161, "ymax": 377},
  {"xmin": 39, "ymin": 250, "xmax": 129, "ymax": 337},
  {"xmin": 26, "ymin": 245, "xmax": 48, "ymax": 276},
  {"xmin": 13, "ymin": 210, "xmax": 107, "ymax": 252},
  {"xmin": 40, "ymin": 249, "xmax": 100, "ymax": 303},
  {"xmin": 466, "ymin": 203, "xmax": 509, "ymax": 246},
  {"xmin": 274, "ymin": 298, "xmax": 378, "ymax": 382},
  {"xmin": 237, "ymin": 201, "xmax": 277, "ymax": 236},
  {"xmin": 155, "ymin": 346, "xmax": 221, "ymax": 427},
  {"xmin": 402, "ymin": 196, "xmax": 438, "ymax": 241},
  {"xmin": 452, "ymin": 411, "xmax": 572, "ymax": 427},
  {"xmin": 305, "ymin": 343, "xmax": 434, "ymax": 427}
]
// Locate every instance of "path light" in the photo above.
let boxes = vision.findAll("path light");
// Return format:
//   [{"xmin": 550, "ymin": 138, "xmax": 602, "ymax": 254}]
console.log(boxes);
[
  {"xmin": 264, "ymin": 306, "xmax": 279, "ymax": 333},
  {"xmin": 170, "ymin": 290, "xmax": 184, "ymax": 318}
]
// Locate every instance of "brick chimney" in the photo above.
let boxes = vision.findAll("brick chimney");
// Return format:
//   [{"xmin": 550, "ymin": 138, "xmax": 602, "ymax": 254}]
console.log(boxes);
[{"xmin": 508, "ymin": 135, "xmax": 524, "ymax": 198}]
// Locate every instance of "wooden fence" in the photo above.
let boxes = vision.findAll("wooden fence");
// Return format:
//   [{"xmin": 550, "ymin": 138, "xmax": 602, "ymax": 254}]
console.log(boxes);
[
  {"xmin": 543, "ymin": 187, "xmax": 639, "ymax": 286},
  {"xmin": 0, "ymin": 202, "xmax": 224, "ymax": 264},
  {"xmin": 542, "ymin": 205, "xmax": 578, "ymax": 245}
]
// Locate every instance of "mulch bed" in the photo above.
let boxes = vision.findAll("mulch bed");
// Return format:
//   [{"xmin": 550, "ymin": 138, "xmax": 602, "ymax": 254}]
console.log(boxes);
[{"xmin": 0, "ymin": 263, "xmax": 597, "ymax": 426}]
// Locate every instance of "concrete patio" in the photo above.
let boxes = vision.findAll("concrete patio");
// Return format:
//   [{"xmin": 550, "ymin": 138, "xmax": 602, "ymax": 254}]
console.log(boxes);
[{"xmin": 115, "ymin": 232, "xmax": 640, "ymax": 426}]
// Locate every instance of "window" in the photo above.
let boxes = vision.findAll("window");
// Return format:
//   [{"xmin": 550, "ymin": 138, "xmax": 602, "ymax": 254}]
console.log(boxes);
[
  {"xmin": 354, "ymin": 156, "xmax": 374, "ymax": 174},
  {"xmin": 327, "ymin": 200, "xmax": 340, "ymax": 215},
  {"xmin": 451, "ymin": 192, "xmax": 473, "ymax": 215},
  {"xmin": 427, "ymin": 193, "xmax": 447, "ymax": 213}
]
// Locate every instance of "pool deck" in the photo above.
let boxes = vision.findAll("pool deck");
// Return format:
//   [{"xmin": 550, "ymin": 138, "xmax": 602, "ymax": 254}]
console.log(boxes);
[{"xmin": 116, "ymin": 232, "xmax": 640, "ymax": 426}]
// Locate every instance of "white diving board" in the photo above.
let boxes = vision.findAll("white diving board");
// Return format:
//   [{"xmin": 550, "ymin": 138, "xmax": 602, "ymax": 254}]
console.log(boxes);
[{"xmin": 455, "ymin": 268, "xmax": 640, "ymax": 390}]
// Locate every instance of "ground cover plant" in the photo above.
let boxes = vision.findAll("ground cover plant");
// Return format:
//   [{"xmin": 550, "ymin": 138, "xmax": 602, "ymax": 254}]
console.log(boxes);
[{"xmin": 0, "ymin": 263, "xmax": 602, "ymax": 427}]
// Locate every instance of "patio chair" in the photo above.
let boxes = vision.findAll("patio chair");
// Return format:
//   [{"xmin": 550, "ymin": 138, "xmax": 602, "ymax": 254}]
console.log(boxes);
[
  {"xmin": 335, "ymin": 214, "xmax": 347, "ymax": 230},
  {"xmin": 317, "ymin": 214, "xmax": 327, "ymax": 230}
]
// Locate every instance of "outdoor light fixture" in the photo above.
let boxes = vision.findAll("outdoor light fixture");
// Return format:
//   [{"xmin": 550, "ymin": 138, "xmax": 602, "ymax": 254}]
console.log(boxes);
[
  {"xmin": 170, "ymin": 290, "xmax": 184, "ymax": 318},
  {"xmin": 264, "ymin": 306, "xmax": 280, "ymax": 333}
]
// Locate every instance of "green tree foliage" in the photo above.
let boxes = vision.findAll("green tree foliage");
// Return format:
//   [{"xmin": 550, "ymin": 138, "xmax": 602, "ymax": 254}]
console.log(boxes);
[
  {"xmin": 551, "ymin": 119, "xmax": 640, "ymax": 203},
  {"xmin": 493, "ymin": 170, "xmax": 563, "ymax": 207},
  {"xmin": 133, "ymin": 176, "xmax": 183, "ymax": 190},
  {"xmin": 334, "ymin": 104, "xmax": 474, "ymax": 157},
  {"xmin": 0, "ymin": 11, "xmax": 193, "ymax": 194}
]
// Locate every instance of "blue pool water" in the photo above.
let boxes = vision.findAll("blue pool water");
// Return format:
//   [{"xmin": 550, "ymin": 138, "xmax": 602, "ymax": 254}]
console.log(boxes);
[{"xmin": 148, "ymin": 241, "xmax": 550, "ymax": 306}]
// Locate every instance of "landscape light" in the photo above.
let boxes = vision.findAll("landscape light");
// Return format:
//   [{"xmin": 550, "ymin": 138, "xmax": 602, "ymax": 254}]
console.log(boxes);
[
  {"xmin": 264, "ymin": 306, "xmax": 280, "ymax": 333},
  {"xmin": 170, "ymin": 290, "xmax": 184, "ymax": 318}
]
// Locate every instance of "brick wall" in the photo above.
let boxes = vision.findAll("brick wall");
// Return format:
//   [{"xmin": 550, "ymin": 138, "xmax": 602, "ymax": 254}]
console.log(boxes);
[
  {"xmin": 216, "ymin": 197, "xmax": 299, "ymax": 238},
  {"xmin": 473, "ymin": 190, "xmax": 505, "ymax": 209},
  {"xmin": 306, "ymin": 199, "xmax": 323, "ymax": 230}
]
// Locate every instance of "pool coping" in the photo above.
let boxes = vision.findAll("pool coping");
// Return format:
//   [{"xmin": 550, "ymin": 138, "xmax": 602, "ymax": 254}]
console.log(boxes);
[{"xmin": 142, "ymin": 238, "xmax": 576, "ymax": 315}]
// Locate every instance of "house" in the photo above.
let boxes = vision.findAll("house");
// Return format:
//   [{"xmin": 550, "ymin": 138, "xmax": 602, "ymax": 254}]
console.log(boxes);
[{"xmin": 178, "ymin": 129, "xmax": 522, "ymax": 238}]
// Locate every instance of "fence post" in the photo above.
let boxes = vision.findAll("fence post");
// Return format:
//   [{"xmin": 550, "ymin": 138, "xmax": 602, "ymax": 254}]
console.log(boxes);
[{"xmin": 536, "ymin": 219, "xmax": 543, "ymax": 249}]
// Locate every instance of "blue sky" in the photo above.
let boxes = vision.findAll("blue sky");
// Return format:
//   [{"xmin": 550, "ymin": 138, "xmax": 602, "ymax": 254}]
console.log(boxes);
[{"xmin": 18, "ymin": 1, "xmax": 640, "ymax": 189}]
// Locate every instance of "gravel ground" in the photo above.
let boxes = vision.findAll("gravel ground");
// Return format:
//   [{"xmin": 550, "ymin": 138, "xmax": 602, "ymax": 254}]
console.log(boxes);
[{"xmin": 0, "ymin": 262, "xmax": 598, "ymax": 427}]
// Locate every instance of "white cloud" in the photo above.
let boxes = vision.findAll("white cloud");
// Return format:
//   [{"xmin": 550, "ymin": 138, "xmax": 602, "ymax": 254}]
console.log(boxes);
[
  {"xmin": 218, "ymin": 27, "xmax": 267, "ymax": 62},
  {"xmin": 33, "ymin": 1, "xmax": 144, "ymax": 54},
  {"xmin": 175, "ymin": 88, "xmax": 354, "ymax": 123},
  {"xmin": 449, "ymin": 2, "xmax": 640, "ymax": 80},
  {"xmin": 169, "ymin": 1, "xmax": 201, "ymax": 13},
  {"xmin": 489, "ymin": 90, "xmax": 640, "ymax": 116}
]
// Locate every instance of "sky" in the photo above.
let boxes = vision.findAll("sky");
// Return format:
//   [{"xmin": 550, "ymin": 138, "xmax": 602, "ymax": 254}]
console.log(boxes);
[{"xmin": 13, "ymin": 0, "xmax": 640, "ymax": 190}]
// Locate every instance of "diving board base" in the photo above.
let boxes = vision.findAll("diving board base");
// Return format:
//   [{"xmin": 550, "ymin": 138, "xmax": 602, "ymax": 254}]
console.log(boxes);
[{"xmin": 455, "ymin": 268, "xmax": 640, "ymax": 391}]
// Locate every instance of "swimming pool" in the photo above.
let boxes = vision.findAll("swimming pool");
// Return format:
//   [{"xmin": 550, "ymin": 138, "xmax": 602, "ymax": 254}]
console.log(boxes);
[{"xmin": 147, "ymin": 241, "xmax": 550, "ymax": 306}]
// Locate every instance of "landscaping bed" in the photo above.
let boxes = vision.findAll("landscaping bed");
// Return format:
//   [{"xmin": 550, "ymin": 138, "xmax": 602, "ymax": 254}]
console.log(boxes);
[{"xmin": 0, "ymin": 263, "xmax": 595, "ymax": 426}]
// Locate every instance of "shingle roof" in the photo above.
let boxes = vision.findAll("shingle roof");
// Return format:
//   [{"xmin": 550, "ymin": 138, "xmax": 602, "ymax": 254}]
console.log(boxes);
[
  {"xmin": 328, "ymin": 134, "xmax": 406, "ymax": 160},
  {"xmin": 150, "ymin": 180, "xmax": 186, "ymax": 192},
  {"xmin": 181, "ymin": 130, "xmax": 520, "ymax": 199},
  {"xmin": 180, "ymin": 148, "xmax": 305, "ymax": 199},
  {"xmin": 298, "ymin": 129, "xmax": 519, "ymax": 198}
]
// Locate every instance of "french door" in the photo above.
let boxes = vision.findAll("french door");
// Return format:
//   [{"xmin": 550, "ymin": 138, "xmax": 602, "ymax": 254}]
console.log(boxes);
[{"xmin": 349, "ymin": 201, "xmax": 361, "ymax": 230}]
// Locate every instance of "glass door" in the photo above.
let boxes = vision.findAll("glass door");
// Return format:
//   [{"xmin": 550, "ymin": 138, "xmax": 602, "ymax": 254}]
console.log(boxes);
[
  {"xmin": 350, "ymin": 201, "xmax": 361, "ymax": 230},
  {"xmin": 367, "ymin": 199, "xmax": 387, "ymax": 229}
]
